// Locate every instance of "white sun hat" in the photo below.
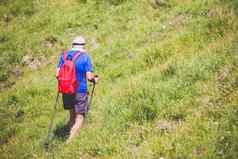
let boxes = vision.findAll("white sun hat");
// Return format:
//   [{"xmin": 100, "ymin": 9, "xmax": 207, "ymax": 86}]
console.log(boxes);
[
  {"xmin": 72, "ymin": 36, "xmax": 86, "ymax": 52},
  {"xmin": 72, "ymin": 36, "xmax": 86, "ymax": 45}
]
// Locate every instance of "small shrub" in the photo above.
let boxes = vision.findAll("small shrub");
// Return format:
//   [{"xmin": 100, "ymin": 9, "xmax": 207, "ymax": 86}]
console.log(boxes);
[
  {"xmin": 0, "ymin": 35, "xmax": 8, "ymax": 43},
  {"xmin": 160, "ymin": 62, "xmax": 177, "ymax": 80},
  {"xmin": 131, "ymin": 103, "xmax": 158, "ymax": 122},
  {"xmin": 77, "ymin": 0, "xmax": 87, "ymax": 3},
  {"xmin": 98, "ymin": 0, "xmax": 128, "ymax": 6},
  {"xmin": 0, "ymin": 69, "xmax": 9, "ymax": 82},
  {"xmin": 143, "ymin": 46, "xmax": 169, "ymax": 67},
  {"xmin": 0, "ymin": 127, "xmax": 17, "ymax": 145},
  {"xmin": 215, "ymin": 105, "xmax": 238, "ymax": 158},
  {"xmin": 7, "ymin": 95, "xmax": 18, "ymax": 106},
  {"xmin": 8, "ymin": 0, "xmax": 35, "ymax": 17},
  {"xmin": 125, "ymin": 87, "xmax": 159, "ymax": 123}
]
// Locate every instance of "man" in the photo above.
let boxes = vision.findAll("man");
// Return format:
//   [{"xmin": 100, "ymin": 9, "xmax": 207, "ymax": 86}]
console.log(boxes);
[{"xmin": 56, "ymin": 36, "xmax": 98, "ymax": 141}]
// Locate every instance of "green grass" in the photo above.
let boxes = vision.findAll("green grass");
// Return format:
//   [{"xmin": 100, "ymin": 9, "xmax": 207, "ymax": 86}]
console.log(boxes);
[{"xmin": 1, "ymin": 0, "xmax": 238, "ymax": 158}]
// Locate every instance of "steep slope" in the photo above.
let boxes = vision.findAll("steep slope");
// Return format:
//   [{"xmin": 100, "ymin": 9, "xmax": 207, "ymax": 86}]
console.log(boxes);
[{"xmin": 1, "ymin": 0, "xmax": 238, "ymax": 158}]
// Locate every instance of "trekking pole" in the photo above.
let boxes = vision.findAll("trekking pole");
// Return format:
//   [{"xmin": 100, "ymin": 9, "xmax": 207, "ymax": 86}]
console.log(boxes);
[
  {"xmin": 43, "ymin": 91, "xmax": 60, "ymax": 150},
  {"xmin": 88, "ymin": 82, "xmax": 96, "ymax": 108}
]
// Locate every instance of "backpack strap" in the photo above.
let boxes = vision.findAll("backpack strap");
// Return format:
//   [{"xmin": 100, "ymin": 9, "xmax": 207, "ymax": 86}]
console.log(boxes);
[
  {"xmin": 72, "ymin": 51, "xmax": 83, "ymax": 63},
  {"xmin": 63, "ymin": 52, "xmax": 67, "ymax": 60},
  {"xmin": 62, "ymin": 51, "xmax": 82, "ymax": 62}
]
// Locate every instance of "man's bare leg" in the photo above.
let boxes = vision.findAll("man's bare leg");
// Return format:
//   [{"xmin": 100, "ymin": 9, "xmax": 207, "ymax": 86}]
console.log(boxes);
[
  {"xmin": 66, "ymin": 109, "xmax": 75, "ymax": 129},
  {"xmin": 67, "ymin": 113, "xmax": 84, "ymax": 141}
]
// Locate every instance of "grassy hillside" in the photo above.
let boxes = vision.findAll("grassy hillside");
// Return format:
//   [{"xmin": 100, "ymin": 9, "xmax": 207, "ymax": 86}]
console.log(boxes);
[{"xmin": 1, "ymin": 0, "xmax": 238, "ymax": 158}]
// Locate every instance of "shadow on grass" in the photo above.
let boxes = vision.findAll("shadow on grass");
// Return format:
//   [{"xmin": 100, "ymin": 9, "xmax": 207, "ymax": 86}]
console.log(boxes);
[{"xmin": 53, "ymin": 124, "xmax": 70, "ymax": 141}]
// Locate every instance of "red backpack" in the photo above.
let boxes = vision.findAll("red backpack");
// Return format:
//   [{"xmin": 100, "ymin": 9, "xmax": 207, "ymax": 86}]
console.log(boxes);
[{"xmin": 57, "ymin": 52, "xmax": 81, "ymax": 94}]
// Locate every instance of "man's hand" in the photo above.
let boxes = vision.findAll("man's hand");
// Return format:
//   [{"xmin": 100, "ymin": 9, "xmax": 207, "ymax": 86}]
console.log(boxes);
[{"xmin": 86, "ymin": 72, "xmax": 99, "ymax": 84}]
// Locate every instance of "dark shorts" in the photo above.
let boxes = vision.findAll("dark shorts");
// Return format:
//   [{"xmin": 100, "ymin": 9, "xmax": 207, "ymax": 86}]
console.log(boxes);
[{"xmin": 62, "ymin": 93, "xmax": 89, "ymax": 114}]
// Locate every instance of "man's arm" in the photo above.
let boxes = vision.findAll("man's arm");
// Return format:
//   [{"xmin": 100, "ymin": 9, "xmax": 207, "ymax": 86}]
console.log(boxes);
[
  {"xmin": 56, "ymin": 53, "xmax": 64, "ymax": 78},
  {"xmin": 85, "ymin": 54, "xmax": 99, "ymax": 83},
  {"xmin": 56, "ymin": 68, "xmax": 60, "ymax": 78}
]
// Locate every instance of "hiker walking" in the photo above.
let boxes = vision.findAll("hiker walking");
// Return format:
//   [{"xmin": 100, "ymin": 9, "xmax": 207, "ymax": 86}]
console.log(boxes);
[{"xmin": 56, "ymin": 36, "xmax": 99, "ymax": 142}]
